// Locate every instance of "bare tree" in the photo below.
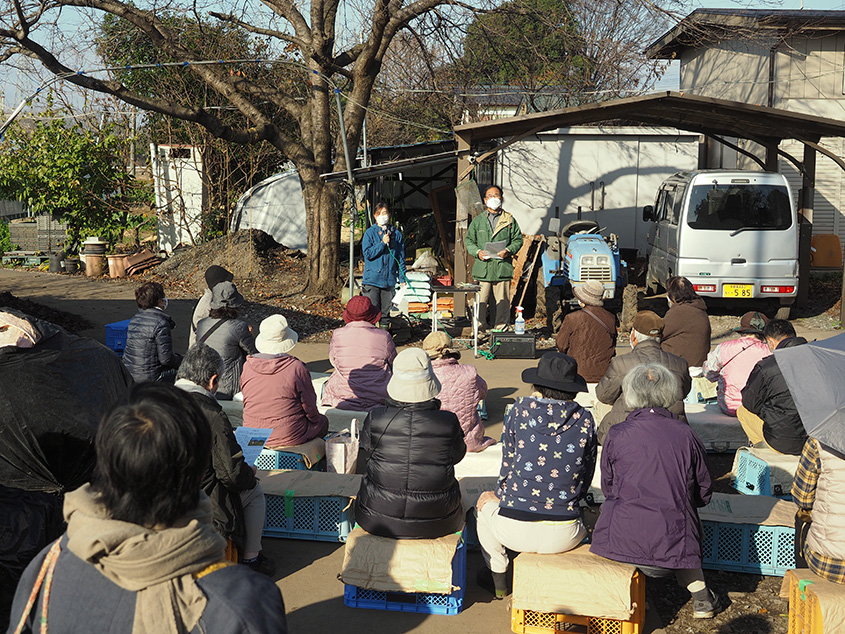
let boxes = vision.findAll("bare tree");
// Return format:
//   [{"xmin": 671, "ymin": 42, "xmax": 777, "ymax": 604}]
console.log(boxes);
[{"xmin": 0, "ymin": 0, "xmax": 475, "ymax": 294}]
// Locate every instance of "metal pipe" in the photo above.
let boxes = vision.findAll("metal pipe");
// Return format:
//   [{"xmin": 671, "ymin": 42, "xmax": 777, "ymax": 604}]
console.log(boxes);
[{"xmin": 334, "ymin": 89, "xmax": 356, "ymax": 297}]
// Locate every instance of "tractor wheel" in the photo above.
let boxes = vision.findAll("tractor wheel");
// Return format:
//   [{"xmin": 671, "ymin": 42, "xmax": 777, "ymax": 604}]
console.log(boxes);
[{"xmin": 620, "ymin": 284, "xmax": 639, "ymax": 333}]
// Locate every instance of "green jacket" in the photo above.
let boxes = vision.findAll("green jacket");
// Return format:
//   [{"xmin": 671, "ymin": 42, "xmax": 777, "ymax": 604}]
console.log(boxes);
[{"xmin": 465, "ymin": 210, "xmax": 524, "ymax": 282}]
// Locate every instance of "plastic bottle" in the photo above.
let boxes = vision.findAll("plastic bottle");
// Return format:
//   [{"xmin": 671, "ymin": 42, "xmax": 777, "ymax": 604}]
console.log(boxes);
[{"xmin": 514, "ymin": 306, "xmax": 525, "ymax": 335}]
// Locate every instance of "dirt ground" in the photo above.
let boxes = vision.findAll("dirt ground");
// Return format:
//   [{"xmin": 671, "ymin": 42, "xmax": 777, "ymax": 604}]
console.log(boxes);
[{"xmin": 1, "ymin": 261, "xmax": 841, "ymax": 634}]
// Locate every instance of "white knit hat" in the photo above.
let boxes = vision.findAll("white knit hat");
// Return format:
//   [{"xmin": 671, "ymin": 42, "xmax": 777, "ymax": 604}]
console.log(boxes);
[
  {"xmin": 255, "ymin": 314, "xmax": 298, "ymax": 354},
  {"xmin": 387, "ymin": 348, "xmax": 441, "ymax": 403}
]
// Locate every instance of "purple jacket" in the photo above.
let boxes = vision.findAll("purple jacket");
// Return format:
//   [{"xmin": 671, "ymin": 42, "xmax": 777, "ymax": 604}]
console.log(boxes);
[
  {"xmin": 591, "ymin": 407, "xmax": 712, "ymax": 570},
  {"xmin": 241, "ymin": 353, "xmax": 328, "ymax": 447},
  {"xmin": 431, "ymin": 357, "xmax": 494, "ymax": 452},
  {"xmin": 322, "ymin": 322, "xmax": 397, "ymax": 410}
]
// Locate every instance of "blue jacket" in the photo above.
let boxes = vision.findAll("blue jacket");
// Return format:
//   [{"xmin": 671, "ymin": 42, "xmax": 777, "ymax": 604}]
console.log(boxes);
[
  {"xmin": 122, "ymin": 308, "xmax": 180, "ymax": 382},
  {"xmin": 496, "ymin": 396, "xmax": 597, "ymax": 521},
  {"xmin": 362, "ymin": 223, "xmax": 406, "ymax": 289}
]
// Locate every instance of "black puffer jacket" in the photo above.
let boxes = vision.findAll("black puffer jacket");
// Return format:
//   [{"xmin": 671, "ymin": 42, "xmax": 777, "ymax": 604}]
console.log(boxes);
[
  {"xmin": 121, "ymin": 308, "xmax": 180, "ymax": 382},
  {"xmin": 176, "ymin": 381, "xmax": 258, "ymax": 551},
  {"xmin": 741, "ymin": 337, "xmax": 808, "ymax": 455},
  {"xmin": 356, "ymin": 398, "xmax": 467, "ymax": 539}
]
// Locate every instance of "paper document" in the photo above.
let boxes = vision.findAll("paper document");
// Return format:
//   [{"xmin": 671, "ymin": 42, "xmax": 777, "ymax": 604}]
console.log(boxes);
[
  {"xmin": 484, "ymin": 241, "xmax": 507, "ymax": 259},
  {"xmin": 234, "ymin": 427, "xmax": 272, "ymax": 466}
]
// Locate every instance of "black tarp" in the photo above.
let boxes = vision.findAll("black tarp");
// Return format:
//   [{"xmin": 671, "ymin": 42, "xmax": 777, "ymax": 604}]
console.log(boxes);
[
  {"xmin": 0, "ymin": 310, "xmax": 133, "ymax": 628},
  {"xmin": 0, "ymin": 310, "xmax": 133, "ymax": 493}
]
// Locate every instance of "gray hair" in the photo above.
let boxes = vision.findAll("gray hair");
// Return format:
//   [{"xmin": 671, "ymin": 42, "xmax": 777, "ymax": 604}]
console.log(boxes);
[
  {"xmin": 632, "ymin": 329, "xmax": 661, "ymax": 344},
  {"xmin": 623, "ymin": 363, "xmax": 682, "ymax": 410},
  {"xmin": 177, "ymin": 344, "xmax": 224, "ymax": 387}
]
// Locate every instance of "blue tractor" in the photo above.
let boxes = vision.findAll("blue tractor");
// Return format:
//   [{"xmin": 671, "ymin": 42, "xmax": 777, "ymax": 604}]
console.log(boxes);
[{"xmin": 541, "ymin": 218, "xmax": 631, "ymax": 333}]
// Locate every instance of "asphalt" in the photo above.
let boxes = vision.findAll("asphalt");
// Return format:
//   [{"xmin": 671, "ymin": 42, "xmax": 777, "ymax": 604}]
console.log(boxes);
[{"xmin": 1, "ymin": 268, "xmax": 840, "ymax": 634}]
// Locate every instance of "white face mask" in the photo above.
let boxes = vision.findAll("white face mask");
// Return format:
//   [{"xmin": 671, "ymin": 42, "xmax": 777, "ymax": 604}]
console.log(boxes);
[
  {"xmin": 667, "ymin": 298, "xmax": 673, "ymax": 307},
  {"xmin": 162, "ymin": 297, "xmax": 169, "ymax": 310},
  {"xmin": 376, "ymin": 214, "xmax": 389, "ymax": 226},
  {"xmin": 486, "ymin": 197, "xmax": 502, "ymax": 211}
]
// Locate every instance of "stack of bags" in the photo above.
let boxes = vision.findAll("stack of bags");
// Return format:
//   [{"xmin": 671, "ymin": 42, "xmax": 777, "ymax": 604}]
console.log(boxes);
[{"xmin": 405, "ymin": 272, "xmax": 432, "ymax": 314}]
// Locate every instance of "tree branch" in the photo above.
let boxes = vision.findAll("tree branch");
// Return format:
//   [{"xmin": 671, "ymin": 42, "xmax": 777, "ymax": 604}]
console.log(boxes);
[
  {"xmin": 260, "ymin": 0, "xmax": 311, "ymax": 43},
  {"xmin": 209, "ymin": 11, "xmax": 308, "ymax": 50}
]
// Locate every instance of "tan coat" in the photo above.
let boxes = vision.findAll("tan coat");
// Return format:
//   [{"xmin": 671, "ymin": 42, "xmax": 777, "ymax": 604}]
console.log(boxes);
[
  {"xmin": 595, "ymin": 339, "xmax": 691, "ymax": 443},
  {"xmin": 807, "ymin": 444, "xmax": 845, "ymax": 562}
]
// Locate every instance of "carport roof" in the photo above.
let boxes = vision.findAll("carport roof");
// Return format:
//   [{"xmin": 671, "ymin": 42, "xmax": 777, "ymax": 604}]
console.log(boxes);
[{"xmin": 452, "ymin": 91, "xmax": 845, "ymax": 145}]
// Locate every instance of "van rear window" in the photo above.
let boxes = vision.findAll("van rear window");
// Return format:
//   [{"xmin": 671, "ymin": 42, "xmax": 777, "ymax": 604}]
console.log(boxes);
[{"xmin": 686, "ymin": 184, "xmax": 792, "ymax": 231}]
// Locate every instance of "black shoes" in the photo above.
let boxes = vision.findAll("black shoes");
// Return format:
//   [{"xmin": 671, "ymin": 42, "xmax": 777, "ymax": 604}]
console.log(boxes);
[
  {"xmin": 242, "ymin": 552, "xmax": 276, "ymax": 577},
  {"xmin": 692, "ymin": 589, "xmax": 727, "ymax": 619},
  {"xmin": 477, "ymin": 567, "xmax": 511, "ymax": 600}
]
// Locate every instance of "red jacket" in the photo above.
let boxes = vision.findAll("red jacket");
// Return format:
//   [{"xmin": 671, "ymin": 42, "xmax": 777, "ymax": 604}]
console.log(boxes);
[{"xmin": 241, "ymin": 353, "xmax": 328, "ymax": 447}]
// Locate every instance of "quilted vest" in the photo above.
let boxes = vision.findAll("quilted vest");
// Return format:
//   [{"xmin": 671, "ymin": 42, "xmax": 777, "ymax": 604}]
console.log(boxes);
[{"xmin": 807, "ymin": 444, "xmax": 845, "ymax": 561}]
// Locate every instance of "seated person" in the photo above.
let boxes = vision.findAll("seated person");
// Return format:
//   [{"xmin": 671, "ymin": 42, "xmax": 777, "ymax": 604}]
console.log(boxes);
[
  {"xmin": 190, "ymin": 265, "xmax": 234, "ymax": 348},
  {"xmin": 122, "ymin": 281, "xmax": 182, "ymax": 383},
  {"xmin": 175, "ymin": 344, "xmax": 273, "ymax": 575},
  {"xmin": 555, "ymin": 280, "xmax": 617, "ymax": 383},
  {"xmin": 739, "ymin": 320, "xmax": 808, "ymax": 455},
  {"xmin": 322, "ymin": 296, "xmax": 397, "ymax": 410},
  {"xmin": 241, "ymin": 315, "xmax": 328, "ymax": 448},
  {"xmin": 792, "ymin": 436, "xmax": 845, "ymax": 584},
  {"xmin": 355, "ymin": 348, "xmax": 466, "ymax": 539},
  {"xmin": 591, "ymin": 364, "xmax": 724, "ymax": 619},
  {"xmin": 7, "ymin": 383, "xmax": 287, "ymax": 634},
  {"xmin": 474, "ymin": 352, "xmax": 596, "ymax": 600},
  {"xmin": 661, "ymin": 276, "xmax": 711, "ymax": 369},
  {"xmin": 596, "ymin": 311, "xmax": 690, "ymax": 443},
  {"xmin": 423, "ymin": 331, "xmax": 495, "ymax": 452},
  {"xmin": 703, "ymin": 311, "xmax": 770, "ymax": 416},
  {"xmin": 196, "ymin": 281, "xmax": 257, "ymax": 400}
]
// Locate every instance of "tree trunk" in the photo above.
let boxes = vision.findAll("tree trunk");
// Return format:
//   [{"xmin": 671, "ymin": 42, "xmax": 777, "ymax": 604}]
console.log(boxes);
[{"xmin": 301, "ymin": 170, "xmax": 342, "ymax": 296}]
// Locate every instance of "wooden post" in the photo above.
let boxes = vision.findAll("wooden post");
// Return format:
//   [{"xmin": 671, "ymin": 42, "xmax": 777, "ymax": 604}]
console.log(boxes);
[
  {"xmin": 454, "ymin": 132, "xmax": 472, "ymax": 317},
  {"xmin": 764, "ymin": 140, "xmax": 779, "ymax": 172},
  {"xmin": 798, "ymin": 144, "xmax": 815, "ymax": 310}
]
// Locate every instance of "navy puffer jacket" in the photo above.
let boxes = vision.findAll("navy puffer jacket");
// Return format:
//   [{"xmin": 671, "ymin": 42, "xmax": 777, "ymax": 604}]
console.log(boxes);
[
  {"xmin": 121, "ymin": 308, "xmax": 180, "ymax": 382},
  {"xmin": 356, "ymin": 398, "xmax": 467, "ymax": 539}
]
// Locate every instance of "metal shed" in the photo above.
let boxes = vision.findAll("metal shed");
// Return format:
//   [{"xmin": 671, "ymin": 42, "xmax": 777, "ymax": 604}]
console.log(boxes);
[{"xmin": 453, "ymin": 91, "xmax": 845, "ymax": 319}]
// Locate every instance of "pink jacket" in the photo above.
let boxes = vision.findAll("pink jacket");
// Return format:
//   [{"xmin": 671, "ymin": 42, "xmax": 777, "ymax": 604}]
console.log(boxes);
[
  {"xmin": 322, "ymin": 322, "xmax": 397, "ymax": 410},
  {"xmin": 241, "ymin": 353, "xmax": 328, "ymax": 447},
  {"xmin": 704, "ymin": 336, "xmax": 771, "ymax": 416},
  {"xmin": 431, "ymin": 357, "xmax": 494, "ymax": 452}
]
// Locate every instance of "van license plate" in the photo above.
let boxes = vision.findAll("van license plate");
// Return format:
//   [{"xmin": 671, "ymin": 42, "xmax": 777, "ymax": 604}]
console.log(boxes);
[{"xmin": 723, "ymin": 284, "xmax": 754, "ymax": 298}]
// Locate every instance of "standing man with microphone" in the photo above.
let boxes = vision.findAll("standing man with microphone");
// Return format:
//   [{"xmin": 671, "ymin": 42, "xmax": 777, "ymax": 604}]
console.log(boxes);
[
  {"xmin": 361, "ymin": 202, "xmax": 406, "ymax": 330},
  {"xmin": 465, "ymin": 185, "xmax": 523, "ymax": 333}
]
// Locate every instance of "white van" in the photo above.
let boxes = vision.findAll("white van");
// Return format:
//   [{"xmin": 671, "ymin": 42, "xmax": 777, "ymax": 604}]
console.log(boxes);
[{"xmin": 644, "ymin": 170, "xmax": 798, "ymax": 319}]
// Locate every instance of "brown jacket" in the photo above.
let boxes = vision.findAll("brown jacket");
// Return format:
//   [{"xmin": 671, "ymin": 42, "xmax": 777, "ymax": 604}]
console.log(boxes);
[
  {"xmin": 555, "ymin": 305, "xmax": 617, "ymax": 383},
  {"xmin": 661, "ymin": 298, "xmax": 712, "ymax": 367},
  {"xmin": 595, "ymin": 339, "xmax": 692, "ymax": 443}
]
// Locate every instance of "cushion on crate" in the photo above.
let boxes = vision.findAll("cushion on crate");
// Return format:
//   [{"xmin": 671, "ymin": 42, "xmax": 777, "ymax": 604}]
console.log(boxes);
[
  {"xmin": 513, "ymin": 546, "xmax": 639, "ymax": 621},
  {"xmin": 259, "ymin": 469, "xmax": 362, "ymax": 498},
  {"xmin": 781, "ymin": 569, "xmax": 845, "ymax": 634},
  {"xmin": 699, "ymin": 492, "xmax": 797, "ymax": 527},
  {"xmin": 686, "ymin": 402, "xmax": 749, "ymax": 452},
  {"xmin": 340, "ymin": 526, "xmax": 462, "ymax": 594},
  {"xmin": 732, "ymin": 447, "xmax": 800, "ymax": 497},
  {"xmin": 266, "ymin": 436, "xmax": 325, "ymax": 468}
]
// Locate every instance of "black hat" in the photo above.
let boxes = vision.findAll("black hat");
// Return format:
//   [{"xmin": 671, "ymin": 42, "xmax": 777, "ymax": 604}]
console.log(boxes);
[
  {"xmin": 205, "ymin": 265, "xmax": 234, "ymax": 289},
  {"xmin": 521, "ymin": 351, "xmax": 588, "ymax": 393}
]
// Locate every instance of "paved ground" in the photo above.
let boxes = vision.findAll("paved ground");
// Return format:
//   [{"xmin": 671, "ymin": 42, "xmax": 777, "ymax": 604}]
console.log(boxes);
[{"xmin": 2, "ymin": 268, "xmax": 840, "ymax": 634}]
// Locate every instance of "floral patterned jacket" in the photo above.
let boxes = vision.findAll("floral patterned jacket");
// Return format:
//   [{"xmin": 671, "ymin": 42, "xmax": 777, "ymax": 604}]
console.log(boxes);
[{"xmin": 495, "ymin": 396, "xmax": 597, "ymax": 521}]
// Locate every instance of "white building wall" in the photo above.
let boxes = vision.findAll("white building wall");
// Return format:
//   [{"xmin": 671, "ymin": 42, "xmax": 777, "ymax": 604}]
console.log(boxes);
[{"xmin": 498, "ymin": 127, "xmax": 700, "ymax": 255}]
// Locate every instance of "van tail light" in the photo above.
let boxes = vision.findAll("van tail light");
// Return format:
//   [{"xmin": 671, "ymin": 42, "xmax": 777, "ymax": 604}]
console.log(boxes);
[
  {"xmin": 693, "ymin": 284, "xmax": 716, "ymax": 293},
  {"xmin": 761, "ymin": 286, "xmax": 795, "ymax": 293}
]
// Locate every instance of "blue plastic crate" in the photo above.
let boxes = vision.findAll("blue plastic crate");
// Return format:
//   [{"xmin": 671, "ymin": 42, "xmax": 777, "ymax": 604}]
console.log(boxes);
[
  {"xmin": 254, "ymin": 448, "xmax": 325, "ymax": 471},
  {"xmin": 263, "ymin": 494, "xmax": 352, "ymax": 542},
  {"xmin": 105, "ymin": 319, "xmax": 131, "ymax": 355},
  {"xmin": 701, "ymin": 521, "xmax": 795, "ymax": 576},
  {"xmin": 732, "ymin": 450, "xmax": 792, "ymax": 498},
  {"xmin": 344, "ymin": 534, "xmax": 466, "ymax": 615}
]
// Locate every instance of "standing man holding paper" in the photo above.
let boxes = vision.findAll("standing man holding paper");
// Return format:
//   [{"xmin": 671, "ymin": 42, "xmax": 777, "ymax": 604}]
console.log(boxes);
[{"xmin": 465, "ymin": 185, "xmax": 524, "ymax": 332}]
